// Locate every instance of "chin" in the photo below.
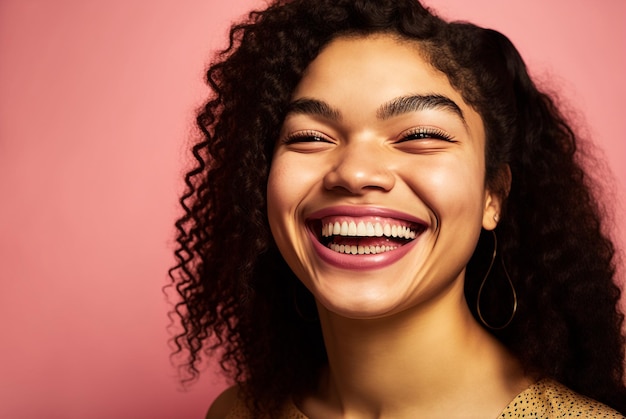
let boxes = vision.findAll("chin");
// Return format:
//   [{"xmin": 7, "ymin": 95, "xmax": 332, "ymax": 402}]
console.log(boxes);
[{"xmin": 310, "ymin": 277, "xmax": 409, "ymax": 320}]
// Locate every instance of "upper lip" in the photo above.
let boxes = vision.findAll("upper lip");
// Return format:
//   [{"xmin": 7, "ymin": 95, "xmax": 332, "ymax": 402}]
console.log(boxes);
[
  {"xmin": 306, "ymin": 205, "xmax": 428, "ymax": 244},
  {"xmin": 306, "ymin": 205, "xmax": 428, "ymax": 225}
]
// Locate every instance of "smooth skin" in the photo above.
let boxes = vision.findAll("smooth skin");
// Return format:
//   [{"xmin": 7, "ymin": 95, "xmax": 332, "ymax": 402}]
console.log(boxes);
[{"xmin": 210, "ymin": 34, "xmax": 528, "ymax": 419}]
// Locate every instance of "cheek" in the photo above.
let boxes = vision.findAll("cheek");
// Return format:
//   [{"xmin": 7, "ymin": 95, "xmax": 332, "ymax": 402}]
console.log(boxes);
[
  {"xmin": 267, "ymin": 154, "xmax": 327, "ymax": 214},
  {"xmin": 266, "ymin": 162, "xmax": 295, "ymax": 266},
  {"xmin": 267, "ymin": 156, "xmax": 320, "ymax": 282},
  {"xmin": 266, "ymin": 155, "xmax": 317, "ymax": 239},
  {"xmin": 266, "ymin": 160, "xmax": 292, "ymax": 237},
  {"xmin": 405, "ymin": 157, "xmax": 486, "ymax": 219},
  {"xmin": 267, "ymin": 159, "xmax": 302, "ymax": 209}
]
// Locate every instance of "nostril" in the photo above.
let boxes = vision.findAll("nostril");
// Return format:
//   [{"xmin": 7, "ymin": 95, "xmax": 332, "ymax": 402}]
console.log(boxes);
[{"xmin": 323, "ymin": 165, "xmax": 395, "ymax": 194}]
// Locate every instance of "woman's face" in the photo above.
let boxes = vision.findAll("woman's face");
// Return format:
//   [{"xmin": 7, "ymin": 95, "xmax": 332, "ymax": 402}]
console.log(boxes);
[{"xmin": 267, "ymin": 34, "xmax": 501, "ymax": 319}]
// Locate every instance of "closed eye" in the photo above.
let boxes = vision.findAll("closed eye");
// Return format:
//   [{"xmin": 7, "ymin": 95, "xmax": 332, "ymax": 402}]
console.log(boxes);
[
  {"xmin": 397, "ymin": 127, "xmax": 456, "ymax": 143},
  {"xmin": 283, "ymin": 130, "xmax": 333, "ymax": 144},
  {"xmin": 281, "ymin": 130, "xmax": 335, "ymax": 152}
]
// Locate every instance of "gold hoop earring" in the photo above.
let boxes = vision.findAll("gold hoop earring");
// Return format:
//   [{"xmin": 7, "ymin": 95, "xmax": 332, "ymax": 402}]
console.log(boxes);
[{"xmin": 476, "ymin": 230, "xmax": 517, "ymax": 330}]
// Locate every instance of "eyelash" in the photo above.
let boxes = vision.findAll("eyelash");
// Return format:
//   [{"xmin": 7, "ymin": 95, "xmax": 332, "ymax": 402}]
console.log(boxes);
[
  {"xmin": 282, "ymin": 127, "xmax": 455, "ymax": 145},
  {"xmin": 398, "ymin": 127, "xmax": 455, "ymax": 143},
  {"xmin": 283, "ymin": 130, "xmax": 333, "ymax": 145}
]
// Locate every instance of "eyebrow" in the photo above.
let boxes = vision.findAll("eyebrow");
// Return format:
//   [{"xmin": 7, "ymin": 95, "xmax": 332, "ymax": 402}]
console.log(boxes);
[
  {"xmin": 285, "ymin": 94, "xmax": 465, "ymax": 124},
  {"xmin": 286, "ymin": 98, "xmax": 342, "ymax": 121},
  {"xmin": 377, "ymin": 94, "xmax": 465, "ymax": 122}
]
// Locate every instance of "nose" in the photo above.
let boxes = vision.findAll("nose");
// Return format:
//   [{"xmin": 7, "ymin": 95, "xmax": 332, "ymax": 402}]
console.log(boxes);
[{"xmin": 323, "ymin": 141, "xmax": 396, "ymax": 194}]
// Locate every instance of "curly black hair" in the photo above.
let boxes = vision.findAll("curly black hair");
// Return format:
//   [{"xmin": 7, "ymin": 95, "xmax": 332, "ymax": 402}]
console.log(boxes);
[{"xmin": 168, "ymin": 0, "xmax": 626, "ymax": 416}]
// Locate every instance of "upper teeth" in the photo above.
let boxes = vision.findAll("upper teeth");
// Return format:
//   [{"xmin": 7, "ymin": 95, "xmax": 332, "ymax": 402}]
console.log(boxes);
[{"xmin": 322, "ymin": 221, "xmax": 417, "ymax": 240}]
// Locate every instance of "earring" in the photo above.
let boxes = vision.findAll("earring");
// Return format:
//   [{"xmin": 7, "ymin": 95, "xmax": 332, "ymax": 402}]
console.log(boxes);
[
  {"xmin": 476, "ymin": 230, "xmax": 517, "ymax": 330},
  {"xmin": 493, "ymin": 213, "xmax": 500, "ymax": 223}
]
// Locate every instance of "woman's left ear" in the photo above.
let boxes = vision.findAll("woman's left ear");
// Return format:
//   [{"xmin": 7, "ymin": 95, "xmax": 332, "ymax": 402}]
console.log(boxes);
[{"xmin": 482, "ymin": 165, "xmax": 512, "ymax": 231}]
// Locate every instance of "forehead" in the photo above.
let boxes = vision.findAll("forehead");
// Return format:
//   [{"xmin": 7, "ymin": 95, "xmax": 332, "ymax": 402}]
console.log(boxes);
[
  {"xmin": 294, "ymin": 34, "xmax": 450, "ymax": 97},
  {"xmin": 291, "ymin": 33, "xmax": 484, "ymax": 138}
]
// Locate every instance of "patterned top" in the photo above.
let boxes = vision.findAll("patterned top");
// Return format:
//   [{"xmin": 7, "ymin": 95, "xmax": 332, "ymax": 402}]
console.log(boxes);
[
  {"xmin": 498, "ymin": 379, "xmax": 623, "ymax": 418},
  {"xmin": 224, "ymin": 379, "xmax": 624, "ymax": 418}
]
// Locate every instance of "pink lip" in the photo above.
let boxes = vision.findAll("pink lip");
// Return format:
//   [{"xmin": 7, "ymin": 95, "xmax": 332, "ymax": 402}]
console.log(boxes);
[
  {"xmin": 306, "ymin": 206, "xmax": 427, "ymax": 271},
  {"xmin": 307, "ymin": 206, "xmax": 427, "ymax": 223}
]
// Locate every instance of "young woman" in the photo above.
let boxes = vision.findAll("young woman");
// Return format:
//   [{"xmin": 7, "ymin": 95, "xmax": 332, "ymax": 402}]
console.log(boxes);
[{"xmin": 169, "ymin": 0, "xmax": 626, "ymax": 417}]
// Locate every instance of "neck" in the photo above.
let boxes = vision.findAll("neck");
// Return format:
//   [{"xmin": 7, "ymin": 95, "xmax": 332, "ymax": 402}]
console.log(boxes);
[{"xmin": 306, "ymin": 279, "xmax": 529, "ymax": 418}]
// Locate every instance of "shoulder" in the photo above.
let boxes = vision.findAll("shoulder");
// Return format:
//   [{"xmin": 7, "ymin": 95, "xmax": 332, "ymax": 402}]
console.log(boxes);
[
  {"xmin": 206, "ymin": 385, "xmax": 248, "ymax": 419},
  {"xmin": 206, "ymin": 385, "xmax": 306, "ymax": 419},
  {"xmin": 501, "ymin": 378, "xmax": 624, "ymax": 418}
]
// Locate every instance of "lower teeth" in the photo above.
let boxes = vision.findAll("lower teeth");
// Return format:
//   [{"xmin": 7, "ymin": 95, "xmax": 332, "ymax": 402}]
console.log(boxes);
[{"xmin": 328, "ymin": 243, "xmax": 398, "ymax": 255}]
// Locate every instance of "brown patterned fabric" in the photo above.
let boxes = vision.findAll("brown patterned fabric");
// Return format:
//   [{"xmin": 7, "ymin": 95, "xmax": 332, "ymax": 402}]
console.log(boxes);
[
  {"xmin": 498, "ymin": 379, "xmax": 624, "ymax": 418},
  {"xmin": 224, "ymin": 378, "xmax": 624, "ymax": 418}
]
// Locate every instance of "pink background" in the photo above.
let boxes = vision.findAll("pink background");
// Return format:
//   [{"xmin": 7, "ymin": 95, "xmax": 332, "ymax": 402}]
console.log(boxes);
[{"xmin": 0, "ymin": 1, "xmax": 624, "ymax": 418}]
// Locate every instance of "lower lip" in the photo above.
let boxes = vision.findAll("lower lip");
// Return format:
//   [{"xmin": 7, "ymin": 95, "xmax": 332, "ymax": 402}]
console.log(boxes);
[{"xmin": 308, "ymin": 229, "xmax": 420, "ymax": 271}]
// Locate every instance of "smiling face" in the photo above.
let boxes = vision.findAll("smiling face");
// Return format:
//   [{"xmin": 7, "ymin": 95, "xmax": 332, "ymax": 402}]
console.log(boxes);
[{"xmin": 267, "ymin": 34, "xmax": 501, "ymax": 319}]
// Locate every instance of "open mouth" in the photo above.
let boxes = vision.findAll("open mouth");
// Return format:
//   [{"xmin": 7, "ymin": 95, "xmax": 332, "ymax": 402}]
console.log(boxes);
[{"xmin": 308, "ymin": 216, "xmax": 426, "ymax": 255}]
